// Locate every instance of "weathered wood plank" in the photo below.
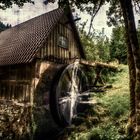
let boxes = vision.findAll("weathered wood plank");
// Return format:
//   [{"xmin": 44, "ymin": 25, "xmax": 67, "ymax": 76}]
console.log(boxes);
[
  {"xmin": 0, "ymin": 99, "xmax": 32, "ymax": 106},
  {"xmin": 0, "ymin": 80, "xmax": 31, "ymax": 84},
  {"xmin": 80, "ymin": 60, "xmax": 118, "ymax": 70}
]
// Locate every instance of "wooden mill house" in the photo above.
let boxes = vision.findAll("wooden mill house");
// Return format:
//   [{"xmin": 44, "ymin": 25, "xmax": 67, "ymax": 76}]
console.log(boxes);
[{"xmin": 0, "ymin": 8, "xmax": 86, "ymax": 139}]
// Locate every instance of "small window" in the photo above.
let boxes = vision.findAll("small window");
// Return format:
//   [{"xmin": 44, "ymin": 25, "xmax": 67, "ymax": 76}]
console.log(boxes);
[{"xmin": 58, "ymin": 35, "xmax": 68, "ymax": 48}]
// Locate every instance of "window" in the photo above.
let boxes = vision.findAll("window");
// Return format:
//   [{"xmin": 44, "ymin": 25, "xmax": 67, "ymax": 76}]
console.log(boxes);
[{"xmin": 58, "ymin": 35, "xmax": 68, "ymax": 48}]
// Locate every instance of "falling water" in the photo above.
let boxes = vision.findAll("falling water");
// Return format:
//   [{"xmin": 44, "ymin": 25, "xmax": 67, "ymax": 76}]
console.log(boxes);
[
  {"xmin": 56, "ymin": 59, "xmax": 89, "ymax": 125},
  {"xmin": 69, "ymin": 59, "xmax": 80, "ymax": 124}
]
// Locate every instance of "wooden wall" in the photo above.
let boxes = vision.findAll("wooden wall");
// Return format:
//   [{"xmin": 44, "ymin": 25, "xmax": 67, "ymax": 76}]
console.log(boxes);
[
  {"xmin": 37, "ymin": 16, "xmax": 80, "ymax": 63},
  {"xmin": 0, "ymin": 64, "xmax": 33, "ymax": 101},
  {"xmin": 0, "ymin": 16, "xmax": 81, "ymax": 101},
  {"xmin": 0, "ymin": 14, "xmax": 83, "ymax": 139}
]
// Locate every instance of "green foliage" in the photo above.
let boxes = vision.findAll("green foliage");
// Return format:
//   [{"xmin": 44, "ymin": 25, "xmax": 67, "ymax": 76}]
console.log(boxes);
[
  {"xmin": 0, "ymin": 21, "xmax": 11, "ymax": 32},
  {"xmin": 89, "ymin": 123, "xmax": 122, "ymax": 140},
  {"xmin": 80, "ymin": 30, "xmax": 99, "ymax": 61},
  {"xmin": 102, "ymin": 93, "xmax": 130, "ymax": 118},
  {"xmin": 79, "ymin": 26, "xmax": 110, "ymax": 62},
  {"xmin": 78, "ymin": 22, "xmax": 128, "ymax": 65},
  {"xmin": 95, "ymin": 35, "xmax": 110, "ymax": 62},
  {"xmin": 106, "ymin": 0, "xmax": 123, "ymax": 27},
  {"xmin": 67, "ymin": 65, "xmax": 130, "ymax": 140},
  {"xmin": 109, "ymin": 26, "xmax": 127, "ymax": 64},
  {"xmin": 0, "ymin": 0, "xmax": 34, "ymax": 9}
]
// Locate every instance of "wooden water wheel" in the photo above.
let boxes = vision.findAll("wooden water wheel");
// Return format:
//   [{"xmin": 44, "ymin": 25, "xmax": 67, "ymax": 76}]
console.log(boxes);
[{"xmin": 49, "ymin": 63, "xmax": 88, "ymax": 127}]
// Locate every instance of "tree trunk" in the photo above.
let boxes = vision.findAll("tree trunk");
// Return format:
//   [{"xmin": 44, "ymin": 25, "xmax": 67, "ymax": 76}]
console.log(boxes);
[
  {"xmin": 127, "ymin": 34, "xmax": 137, "ymax": 134},
  {"xmin": 119, "ymin": 0, "xmax": 136, "ymax": 135},
  {"xmin": 119, "ymin": 0, "xmax": 140, "ymax": 138}
]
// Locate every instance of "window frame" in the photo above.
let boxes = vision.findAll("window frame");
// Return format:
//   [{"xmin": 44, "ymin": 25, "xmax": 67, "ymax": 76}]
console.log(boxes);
[{"xmin": 57, "ymin": 34, "xmax": 69, "ymax": 49}]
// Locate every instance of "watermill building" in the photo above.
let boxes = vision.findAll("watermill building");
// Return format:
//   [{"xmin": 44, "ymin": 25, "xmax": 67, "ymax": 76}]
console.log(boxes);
[{"xmin": 0, "ymin": 8, "xmax": 86, "ymax": 139}]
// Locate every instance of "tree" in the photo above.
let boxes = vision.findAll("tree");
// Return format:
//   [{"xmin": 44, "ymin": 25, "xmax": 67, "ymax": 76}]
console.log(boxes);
[
  {"xmin": 109, "ymin": 26, "xmax": 127, "ymax": 64},
  {"xmin": 80, "ymin": 31, "xmax": 99, "ymax": 61},
  {"xmin": 0, "ymin": 21, "xmax": 11, "ymax": 32},
  {"xmin": 1, "ymin": 0, "xmax": 140, "ymax": 138},
  {"xmin": 0, "ymin": 0, "xmax": 34, "ymax": 10},
  {"xmin": 119, "ymin": 0, "xmax": 140, "ymax": 138},
  {"xmin": 50, "ymin": 0, "xmax": 140, "ymax": 138},
  {"xmin": 96, "ymin": 32, "xmax": 110, "ymax": 62},
  {"xmin": 117, "ymin": 2, "xmax": 136, "ymax": 137},
  {"xmin": 78, "ymin": 23, "xmax": 110, "ymax": 62}
]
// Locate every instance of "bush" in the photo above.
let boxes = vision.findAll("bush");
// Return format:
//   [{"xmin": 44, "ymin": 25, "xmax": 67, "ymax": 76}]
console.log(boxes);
[
  {"xmin": 85, "ymin": 67, "xmax": 117, "ymax": 86},
  {"xmin": 102, "ymin": 93, "xmax": 130, "ymax": 118},
  {"xmin": 89, "ymin": 123, "xmax": 121, "ymax": 140}
]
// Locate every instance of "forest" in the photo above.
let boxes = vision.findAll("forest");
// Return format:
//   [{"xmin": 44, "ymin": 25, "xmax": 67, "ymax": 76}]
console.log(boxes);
[{"xmin": 0, "ymin": 0, "xmax": 140, "ymax": 139}]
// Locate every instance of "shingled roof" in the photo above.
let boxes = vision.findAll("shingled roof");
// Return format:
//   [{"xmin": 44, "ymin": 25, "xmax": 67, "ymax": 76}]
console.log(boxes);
[
  {"xmin": 0, "ymin": 8, "xmax": 85, "ymax": 66},
  {"xmin": 0, "ymin": 8, "xmax": 64, "ymax": 66}
]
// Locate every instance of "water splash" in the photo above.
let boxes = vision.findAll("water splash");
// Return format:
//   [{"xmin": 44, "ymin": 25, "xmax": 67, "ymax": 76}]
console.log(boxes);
[
  {"xmin": 69, "ymin": 59, "xmax": 80, "ymax": 124},
  {"xmin": 56, "ymin": 59, "xmax": 88, "ymax": 125}
]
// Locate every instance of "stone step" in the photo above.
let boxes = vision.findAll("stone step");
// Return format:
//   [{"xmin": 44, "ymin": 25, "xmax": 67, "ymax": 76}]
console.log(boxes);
[
  {"xmin": 77, "ymin": 100, "xmax": 97, "ymax": 112},
  {"xmin": 79, "ymin": 92, "xmax": 91, "ymax": 101}
]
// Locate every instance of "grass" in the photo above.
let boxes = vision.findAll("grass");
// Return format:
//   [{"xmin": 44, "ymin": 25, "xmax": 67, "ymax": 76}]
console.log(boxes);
[{"xmin": 66, "ymin": 65, "xmax": 131, "ymax": 140}]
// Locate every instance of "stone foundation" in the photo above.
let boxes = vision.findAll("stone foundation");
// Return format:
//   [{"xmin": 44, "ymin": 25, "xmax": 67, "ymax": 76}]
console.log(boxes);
[
  {"xmin": 0, "ymin": 100, "xmax": 31, "ymax": 139},
  {"xmin": 0, "ymin": 62, "xmax": 66, "ymax": 139}
]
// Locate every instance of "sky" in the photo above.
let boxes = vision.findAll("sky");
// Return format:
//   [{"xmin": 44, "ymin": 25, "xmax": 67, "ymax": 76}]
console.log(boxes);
[
  {"xmin": 0, "ymin": 1, "xmax": 140, "ymax": 38},
  {"xmin": 78, "ymin": 4, "xmax": 112, "ymax": 37},
  {"xmin": 0, "ymin": 1, "xmax": 58, "ymax": 25}
]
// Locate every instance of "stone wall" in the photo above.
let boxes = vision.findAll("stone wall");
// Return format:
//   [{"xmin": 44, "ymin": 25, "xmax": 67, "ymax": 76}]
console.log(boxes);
[
  {"xmin": 0, "ymin": 100, "xmax": 31, "ymax": 139},
  {"xmin": 0, "ymin": 61, "xmax": 66, "ymax": 139}
]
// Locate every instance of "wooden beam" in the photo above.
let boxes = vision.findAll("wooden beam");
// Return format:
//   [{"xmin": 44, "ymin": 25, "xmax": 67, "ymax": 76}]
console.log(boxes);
[
  {"xmin": 80, "ymin": 59, "xmax": 118, "ymax": 70},
  {"xmin": 0, "ymin": 80, "xmax": 30, "ymax": 84}
]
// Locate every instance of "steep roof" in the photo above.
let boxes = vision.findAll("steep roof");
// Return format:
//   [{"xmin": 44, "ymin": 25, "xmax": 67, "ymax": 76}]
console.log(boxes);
[{"xmin": 0, "ymin": 8, "xmax": 85, "ymax": 66}]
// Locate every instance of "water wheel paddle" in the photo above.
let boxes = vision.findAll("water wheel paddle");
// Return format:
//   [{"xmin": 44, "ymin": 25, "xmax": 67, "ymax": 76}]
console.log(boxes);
[{"xmin": 50, "ymin": 61, "xmax": 88, "ymax": 127}]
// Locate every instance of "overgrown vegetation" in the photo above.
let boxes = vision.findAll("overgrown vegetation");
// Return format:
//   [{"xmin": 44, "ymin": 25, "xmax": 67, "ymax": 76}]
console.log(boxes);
[
  {"xmin": 63, "ymin": 65, "xmax": 130, "ymax": 140},
  {"xmin": 78, "ymin": 24, "xmax": 127, "ymax": 64},
  {"xmin": 109, "ymin": 26, "xmax": 127, "ymax": 64}
]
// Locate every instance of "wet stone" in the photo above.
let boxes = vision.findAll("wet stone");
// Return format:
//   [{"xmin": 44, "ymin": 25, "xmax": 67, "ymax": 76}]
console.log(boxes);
[{"xmin": 72, "ymin": 116, "xmax": 85, "ymax": 126}]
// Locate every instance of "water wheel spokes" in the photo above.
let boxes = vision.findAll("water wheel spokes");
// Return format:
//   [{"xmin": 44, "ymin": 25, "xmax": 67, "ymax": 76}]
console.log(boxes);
[{"xmin": 50, "ymin": 63, "xmax": 88, "ymax": 127}]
